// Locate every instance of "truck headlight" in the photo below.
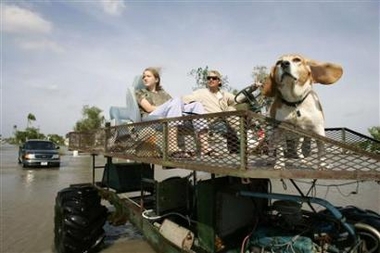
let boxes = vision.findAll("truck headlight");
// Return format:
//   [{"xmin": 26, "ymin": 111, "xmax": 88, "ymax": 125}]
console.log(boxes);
[
  {"xmin": 25, "ymin": 153, "xmax": 35, "ymax": 159},
  {"xmin": 52, "ymin": 154, "xmax": 60, "ymax": 159}
]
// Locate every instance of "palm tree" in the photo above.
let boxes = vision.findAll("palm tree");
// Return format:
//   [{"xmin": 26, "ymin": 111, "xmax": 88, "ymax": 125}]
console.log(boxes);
[{"xmin": 27, "ymin": 113, "xmax": 36, "ymax": 128}]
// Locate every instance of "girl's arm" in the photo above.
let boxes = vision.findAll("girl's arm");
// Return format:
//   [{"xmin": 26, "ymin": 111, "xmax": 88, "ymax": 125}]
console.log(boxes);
[{"xmin": 138, "ymin": 98, "xmax": 157, "ymax": 113}]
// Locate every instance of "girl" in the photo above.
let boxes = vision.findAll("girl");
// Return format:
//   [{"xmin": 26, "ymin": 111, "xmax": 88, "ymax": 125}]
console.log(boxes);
[{"xmin": 136, "ymin": 67, "xmax": 210, "ymax": 158}]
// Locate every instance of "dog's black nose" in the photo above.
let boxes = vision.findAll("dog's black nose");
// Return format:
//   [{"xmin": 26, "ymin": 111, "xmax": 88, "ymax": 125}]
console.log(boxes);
[{"xmin": 281, "ymin": 61, "xmax": 290, "ymax": 68}]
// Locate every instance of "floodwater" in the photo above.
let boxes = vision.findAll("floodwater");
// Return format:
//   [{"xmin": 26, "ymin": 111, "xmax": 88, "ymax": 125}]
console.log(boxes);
[
  {"xmin": 0, "ymin": 144, "xmax": 155, "ymax": 253},
  {"xmin": 1, "ymin": 144, "xmax": 379, "ymax": 253}
]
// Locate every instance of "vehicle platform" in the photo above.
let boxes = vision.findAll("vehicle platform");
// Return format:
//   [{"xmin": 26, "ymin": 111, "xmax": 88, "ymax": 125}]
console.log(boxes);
[{"xmin": 67, "ymin": 110, "xmax": 380, "ymax": 181}]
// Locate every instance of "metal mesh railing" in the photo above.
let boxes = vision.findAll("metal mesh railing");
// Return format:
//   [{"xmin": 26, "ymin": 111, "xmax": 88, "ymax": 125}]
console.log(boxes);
[
  {"xmin": 68, "ymin": 111, "xmax": 380, "ymax": 180},
  {"xmin": 326, "ymin": 127, "xmax": 380, "ymax": 154}
]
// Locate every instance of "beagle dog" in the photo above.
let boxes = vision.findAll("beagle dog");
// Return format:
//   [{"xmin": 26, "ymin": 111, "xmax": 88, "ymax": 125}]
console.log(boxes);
[{"xmin": 262, "ymin": 54, "xmax": 343, "ymax": 170}]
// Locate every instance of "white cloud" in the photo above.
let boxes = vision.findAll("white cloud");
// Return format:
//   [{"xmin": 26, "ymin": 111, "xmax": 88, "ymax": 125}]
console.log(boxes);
[
  {"xmin": 100, "ymin": 0, "xmax": 126, "ymax": 16},
  {"xmin": 30, "ymin": 83, "xmax": 60, "ymax": 92},
  {"xmin": 2, "ymin": 1, "xmax": 378, "ymax": 138},
  {"xmin": 17, "ymin": 38, "xmax": 65, "ymax": 53},
  {"xmin": 2, "ymin": 4, "xmax": 52, "ymax": 34}
]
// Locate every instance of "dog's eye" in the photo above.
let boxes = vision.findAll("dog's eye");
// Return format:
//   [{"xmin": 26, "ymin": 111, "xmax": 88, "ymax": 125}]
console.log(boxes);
[
  {"xmin": 275, "ymin": 60, "xmax": 282, "ymax": 66},
  {"xmin": 292, "ymin": 57, "xmax": 301, "ymax": 63}
]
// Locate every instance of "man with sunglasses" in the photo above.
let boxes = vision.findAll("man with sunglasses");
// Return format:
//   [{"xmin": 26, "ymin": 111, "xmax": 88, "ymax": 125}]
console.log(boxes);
[
  {"xmin": 184, "ymin": 70, "xmax": 236, "ymax": 112},
  {"xmin": 183, "ymin": 70, "xmax": 239, "ymax": 154}
]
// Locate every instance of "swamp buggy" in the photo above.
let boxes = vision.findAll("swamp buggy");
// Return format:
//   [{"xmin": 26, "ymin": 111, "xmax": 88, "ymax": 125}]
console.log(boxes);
[{"xmin": 55, "ymin": 86, "xmax": 380, "ymax": 253}]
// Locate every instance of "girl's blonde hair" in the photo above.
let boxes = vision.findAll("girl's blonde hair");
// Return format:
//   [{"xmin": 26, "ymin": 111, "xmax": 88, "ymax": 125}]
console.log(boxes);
[{"xmin": 143, "ymin": 67, "xmax": 162, "ymax": 90}]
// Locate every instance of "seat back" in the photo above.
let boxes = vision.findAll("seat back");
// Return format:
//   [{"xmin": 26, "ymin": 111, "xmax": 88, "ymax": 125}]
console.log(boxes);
[
  {"xmin": 109, "ymin": 75, "xmax": 143, "ymax": 125},
  {"xmin": 125, "ymin": 86, "xmax": 141, "ymax": 123},
  {"xmin": 132, "ymin": 74, "xmax": 145, "ymax": 90},
  {"xmin": 109, "ymin": 106, "xmax": 135, "ymax": 125}
]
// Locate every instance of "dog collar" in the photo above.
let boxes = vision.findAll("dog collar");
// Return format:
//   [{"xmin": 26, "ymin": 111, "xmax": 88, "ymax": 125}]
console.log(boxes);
[{"xmin": 280, "ymin": 92, "xmax": 310, "ymax": 107}]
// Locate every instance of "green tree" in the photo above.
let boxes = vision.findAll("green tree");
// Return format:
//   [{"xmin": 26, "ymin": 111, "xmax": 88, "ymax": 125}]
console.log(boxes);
[
  {"xmin": 27, "ymin": 113, "xmax": 36, "ymax": 128},
  {"xmin": 47, "ymin": 134, "xmax": 65, "ymax": 145},
  {"xmin": 251, "ymin": 65, "xmax": 273, "ymax": 111},
  {"xmin": 252, "ymin": 66, "xmax": 269, "ymax": 84},
  {"xmin": 188, "ymin": 66, "xmax": 233, "ymax": 92},
  {"xmin": 357, "ymin": 126, "xmax": 380, "ymax": 153},
  {"xmin": 368, "ymin": 126, "xmax": 380, "ymax": 141},
  {"xmin": 74, "ymin": 105, "xmax": 105, "ymax": 132},
  {"xmin": 13, "ymin": 127, "xmax": 45, "ymax": 144}
]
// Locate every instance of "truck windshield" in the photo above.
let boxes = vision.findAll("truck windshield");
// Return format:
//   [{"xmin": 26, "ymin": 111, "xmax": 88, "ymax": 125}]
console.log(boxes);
[{"xmin": 25, "ymin": 141, "xmax": 55, "ymax": 150}]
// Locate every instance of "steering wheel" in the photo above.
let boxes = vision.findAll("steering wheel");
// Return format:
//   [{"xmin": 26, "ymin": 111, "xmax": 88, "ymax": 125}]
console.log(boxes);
[{"xmin": 234, "ymin": 84, "xmax": 265, "ymax": 113}]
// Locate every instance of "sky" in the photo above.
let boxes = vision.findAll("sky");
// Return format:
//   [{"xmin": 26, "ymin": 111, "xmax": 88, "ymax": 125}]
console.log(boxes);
[{"xmin": 1, "ymin": 0, "xmax": 379, "ymax": 138}]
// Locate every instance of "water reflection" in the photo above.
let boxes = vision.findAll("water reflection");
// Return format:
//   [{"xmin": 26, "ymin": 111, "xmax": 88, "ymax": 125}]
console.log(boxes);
[
  {"xmin": 22, "ymin": 170, "xmax": 35, "ymax": 186},
  {"xmin": 1, "ymin": 145, "xmax": 107, "ymax": 253}
]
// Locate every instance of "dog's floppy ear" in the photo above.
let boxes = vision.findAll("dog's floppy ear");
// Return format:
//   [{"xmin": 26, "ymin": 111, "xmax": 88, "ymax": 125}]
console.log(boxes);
[
  {"xmin": 307, "ymin": 59, "xmax": 343, "ymax": 85},
  {"xmin": 261, "ymin": 66, "xmax": 277, "ymax": 97}
]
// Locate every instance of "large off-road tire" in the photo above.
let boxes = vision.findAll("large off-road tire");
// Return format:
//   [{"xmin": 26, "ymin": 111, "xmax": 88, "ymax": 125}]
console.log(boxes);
[{"xmin": 54, "ymin": 185, "xmax": 108, "ymax": 253}]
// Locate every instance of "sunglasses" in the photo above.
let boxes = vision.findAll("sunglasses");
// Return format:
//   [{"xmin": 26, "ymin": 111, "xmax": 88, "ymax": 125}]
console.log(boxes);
[{"xmin": 207, "ymin": 76, "xmax": 219, "ymax": 81}]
